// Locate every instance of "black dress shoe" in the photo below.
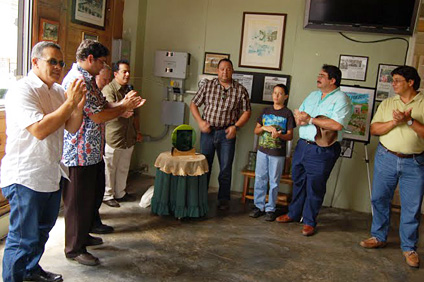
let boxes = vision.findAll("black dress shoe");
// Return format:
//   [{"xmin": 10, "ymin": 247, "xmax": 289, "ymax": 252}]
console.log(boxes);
[
  {"xmin": 86, "ymin": 235, "xmax": 103, "ymax": 246},
  {"xmin": 24, "ymin": 269, "xmax": 63, "ymax": 282},
  {"xmin": 103, "ymin": 199, "xmax": 120, "ymax": 208},
  {"xmin": 217, "ymin": 200, "xmax": 230, "ymax": 211},
  {"xmin": 115, "ymin": 193, "xmax": 136, "ymax": 202},
  {"xmin": 90, "ymin": 223, "xmax": 114, "ymax": 234}
]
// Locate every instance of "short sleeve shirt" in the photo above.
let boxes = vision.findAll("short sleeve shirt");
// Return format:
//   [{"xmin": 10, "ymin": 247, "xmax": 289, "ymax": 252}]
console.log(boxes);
[
  {"xmin": 298, "ymin": 88, "xmax": 353, "ymax": 142},
  {"xmin": 371, "ymin": 93, "xmax": 424, "ymax": 154},
  {"xmin": 103, "ymin": 79, "xmax": 137, "ymax": 149},
  {"xmin": 62, "ymin": 63, "xmax": 107, "ymax": 167},
  {"xmin": 192, "ymin": 78, "xmax": 251, "ymax": 127},
  {"xmin": 257, "ymin": 106, "xmax": 296, "ymax": 156},
  {"xmin": 1, "ymin": 71, "xmax": 68, "ymax": 192}
]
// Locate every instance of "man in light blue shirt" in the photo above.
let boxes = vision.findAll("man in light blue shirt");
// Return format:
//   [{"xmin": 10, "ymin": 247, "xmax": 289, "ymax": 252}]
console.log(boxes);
[{"xmin": 276, "ymin": 65, "xmax": 353, "ymax": 236}]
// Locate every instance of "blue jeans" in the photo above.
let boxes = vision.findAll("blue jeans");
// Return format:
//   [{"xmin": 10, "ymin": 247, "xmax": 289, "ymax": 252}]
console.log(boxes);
[
  {"xmin": 254, "ymin": 150, "xmax": 285, "ymax": 212},
  {"xmin": 288, "ymin": 139, "xmax": 340, "ymax": 227},
  {"xmin": 371, "ymin": 144, "xmax": 424, "ymax": 251},
  {"xmin": 200, "ymin": 129, "xmax": 236, "ymax": 201},
  {"xmin": 2, "ymin": 184, "xmax": 61, "ymax": 282}
]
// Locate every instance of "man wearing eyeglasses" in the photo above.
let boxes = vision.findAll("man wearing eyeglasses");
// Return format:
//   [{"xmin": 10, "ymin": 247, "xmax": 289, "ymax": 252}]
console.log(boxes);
[
  {"xmin": 61, "ymin": 40, "xmax": 145, "ymax": 266},
  {"xmin": 360, "ymin": 66, "xmax": 424, "ymax": 268},
  {"xmin": 1, "ymin": 41, "xmax": 86, "ymax": 282},
  {"xmin": 276, "ymin": 65, "xmax": 352, "ymax": 237},
  {"xmin": 190, "ymin": 58, "xmax": 251, "ymax": 211},
  {"xmin": 102, "ymin": 59, "xmax": 144, "ymax": 208}
]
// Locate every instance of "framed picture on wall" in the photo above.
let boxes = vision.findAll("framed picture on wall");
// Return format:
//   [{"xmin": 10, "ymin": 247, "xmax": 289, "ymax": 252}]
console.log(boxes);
[
  {"xmin": 340, "ymin": 85, "xmax": 376, "ymax": 143},
  {"xmin": 72, "ymin": 0, "xmax": 107, "ymax": 30},
  {"xmin": 339, "ymin": 55, "xmax": 368, "ymax": 81},
  {"xmin": 82, "ymin": 32, "xmax": 99, "ymax": 42},
  {"xmin": 375, "ymin": 63, "xmax": 400, "ymax": 101},
  {"xmin": 39, "ymin": 18, "xmax": 59, "ymax": 43},
  {"xmin": 203, "ymin": 52, "xmax": 230, "ymax": 75},
  {"xmin": 238, "ymin": 12, "xmax": 287, "ymax": 70},
  {"xmin": 262, "ymin": 75, "xmax": 288, "ymax": 102}
]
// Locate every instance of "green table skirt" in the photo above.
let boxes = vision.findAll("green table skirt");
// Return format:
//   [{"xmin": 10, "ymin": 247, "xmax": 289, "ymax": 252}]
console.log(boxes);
[{"xmin": 151, "ymin": 168, "xmax": 209, "ymax": 218}]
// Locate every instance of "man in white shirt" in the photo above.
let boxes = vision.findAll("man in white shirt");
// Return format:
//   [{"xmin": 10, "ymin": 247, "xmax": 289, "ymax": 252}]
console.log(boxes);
[{"xmin": 0, "ymin": 41, "xmax": 86, "ymax": 282}]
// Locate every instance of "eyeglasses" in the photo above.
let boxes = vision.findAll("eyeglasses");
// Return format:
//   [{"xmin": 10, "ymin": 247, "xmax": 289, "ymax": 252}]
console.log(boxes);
[
  {"xmin": 97, "ymin": 58, "xmax": 107, "ymax": 66},
  {"xmin": 392, "ymin": 79, "xmax": 406, "ymax": 84},
  {"xmin": 39, "ymin": 58, "xmax": 66, "ymax": 68}
]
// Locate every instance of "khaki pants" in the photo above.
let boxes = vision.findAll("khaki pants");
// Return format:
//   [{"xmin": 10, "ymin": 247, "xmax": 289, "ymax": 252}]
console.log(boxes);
[{"xmin": 103, "ymin": 144, "xmax": 134, "ymax": 200}]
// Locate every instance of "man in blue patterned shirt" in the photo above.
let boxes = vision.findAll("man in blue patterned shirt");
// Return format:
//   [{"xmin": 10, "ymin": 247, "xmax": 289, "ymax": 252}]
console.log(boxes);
[{"xmin": 62, "ymin": 40, "xmax": 145, "ymax": 266}]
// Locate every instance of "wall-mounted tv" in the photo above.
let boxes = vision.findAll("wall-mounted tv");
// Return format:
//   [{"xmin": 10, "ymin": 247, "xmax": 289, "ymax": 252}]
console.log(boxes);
[{"xmin": 304, "ymin": 0, "xmax": 420, "ymax": 36}]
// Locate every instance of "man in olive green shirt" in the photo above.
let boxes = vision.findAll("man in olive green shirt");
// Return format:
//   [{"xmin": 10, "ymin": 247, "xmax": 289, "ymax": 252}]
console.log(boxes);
[
  {"xmin": 102, "ymin": 59, "xmax": 144, "ymax": 207},
  {"xmin": 360, "ymin": 66, "xmax": 424, "ymax": 268}
]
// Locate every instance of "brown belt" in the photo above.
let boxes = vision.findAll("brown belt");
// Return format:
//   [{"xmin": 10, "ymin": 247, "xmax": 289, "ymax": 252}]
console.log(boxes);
[{"xmin": 380, "ymin": 143, "xmax": 414, "ymax": 158}]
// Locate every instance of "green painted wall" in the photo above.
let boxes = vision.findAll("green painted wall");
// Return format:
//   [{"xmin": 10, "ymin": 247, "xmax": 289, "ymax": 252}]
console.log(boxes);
[{"xmin": 125, "ymin": 0, "xmax": 410, "ymax": 213}]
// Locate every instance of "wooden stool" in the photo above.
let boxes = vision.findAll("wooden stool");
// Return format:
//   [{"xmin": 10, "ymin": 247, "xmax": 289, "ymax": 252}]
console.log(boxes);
[{"xmin": 241, "ymin": 169, "xmax": 293, "ymax": 206}]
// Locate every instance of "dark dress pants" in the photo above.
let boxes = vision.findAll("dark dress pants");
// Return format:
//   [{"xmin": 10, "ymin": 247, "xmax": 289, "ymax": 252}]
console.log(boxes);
[{"xmin": 62, "ymin": 161, "xmax": 105, "ymax": 257}]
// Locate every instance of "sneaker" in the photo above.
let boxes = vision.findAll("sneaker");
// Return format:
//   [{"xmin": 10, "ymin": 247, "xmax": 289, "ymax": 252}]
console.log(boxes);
[
  {"xmin": 403, "ymin": 251, "xmax": 420, "ymax": 268},
  {"xmin": 264, "ymin": 212, "xmax": 276, "ymax": 222},
  {"xmin": 359, "ymin": 237, "xmax": 387, "ymax": 249},
  {"xmin": 249, "ymin": 207, "xmax": 265, "ymax": 218}
]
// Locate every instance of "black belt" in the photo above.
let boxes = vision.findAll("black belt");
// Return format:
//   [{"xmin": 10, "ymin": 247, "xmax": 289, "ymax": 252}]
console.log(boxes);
[
  {"xmin": 302, "ymin": 139, "xmax": 317, "ymax": 145},
  {"xmin": 380, "ymin": 143, "xmax": 415, "ymax": 159}
]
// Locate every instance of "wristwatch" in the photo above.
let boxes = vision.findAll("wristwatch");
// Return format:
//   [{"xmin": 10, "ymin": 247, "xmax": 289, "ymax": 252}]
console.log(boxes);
[
  {"xmin": 407, "ymin": 118, "xmax": 414, "ymax": 126},
  {"xmin": 234, "ymin": 125, "xmax": 240, "ymax": 131},
  {"xmin": 308, "ymin": 118, "xmax": 314, "ymax": 125}
]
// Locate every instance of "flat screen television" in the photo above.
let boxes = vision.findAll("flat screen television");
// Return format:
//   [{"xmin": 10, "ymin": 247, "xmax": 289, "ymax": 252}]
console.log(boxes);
[{"xmin": 304, "ymin": 0, "xmax": 420, "ymax": 36}]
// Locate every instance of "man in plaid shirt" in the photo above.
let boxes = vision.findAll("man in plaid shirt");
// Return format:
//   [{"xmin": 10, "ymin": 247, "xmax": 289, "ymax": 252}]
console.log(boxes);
[{"xmin": 190, "ymin": 59, "xmax": 251, "ymax": 210}]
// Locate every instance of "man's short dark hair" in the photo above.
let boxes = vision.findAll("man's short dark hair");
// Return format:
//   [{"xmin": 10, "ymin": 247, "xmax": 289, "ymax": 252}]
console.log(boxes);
[
  {"xmin": 112, "ymin": 59, "xmax": 130, "ymax": 73},
  {"xmin": 391, "ymin": 66, "xmax": 421, "ymax": 91},
  {"xmin": 322, "ymin": 64, "xmax": 342, "ymax": 87},
  {"xmin": 274, "ymin": 84, "xmax": 289, "ymax": 95},
  {"xmin": 76, "ymin": 39, "xmax": 109, "ymax": 61},
  {"xmin": 217, "ymin": 58, "xmax": 233, "ymax": 69}
]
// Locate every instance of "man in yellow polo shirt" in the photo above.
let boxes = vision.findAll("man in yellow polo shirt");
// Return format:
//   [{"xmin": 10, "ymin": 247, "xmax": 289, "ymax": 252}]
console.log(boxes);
[{"xmin": 360, "ymin": 66, "xmax": 424, "ymax": 268}]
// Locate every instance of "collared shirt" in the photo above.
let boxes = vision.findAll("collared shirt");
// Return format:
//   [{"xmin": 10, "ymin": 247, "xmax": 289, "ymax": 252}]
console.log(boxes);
[
  {"xmin": 298, "ymin": 87, "xmax": 353, "ymax": 142},
  {"xmin": 103, "ymin": 79, "xmax": 137, "ymax": 149},
  {"xmin": 62, "ymin": 63, "xmax": 107, "ymax": 167},
  {"xmin": 372, "ymin": 92, "xmax": 424, "ymax": 154},
  {"xmin": 192, "ymin": 78, "xmax": 251, "ymax": 127},
  {"xmin": 1, "ymin": 71, "xmax": 68, "ymax": 192}
]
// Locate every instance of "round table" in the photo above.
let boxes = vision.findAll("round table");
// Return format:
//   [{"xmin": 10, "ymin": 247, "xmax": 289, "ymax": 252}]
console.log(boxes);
[{"xmin": 151, "ymin": 151, "xmax": 209, "ymax": 218}]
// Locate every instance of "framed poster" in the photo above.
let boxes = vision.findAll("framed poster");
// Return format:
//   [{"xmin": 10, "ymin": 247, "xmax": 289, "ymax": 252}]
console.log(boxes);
[
  {"xmin": 203, "ymin": 52, "xmax": 230, "ymax": 75},
  {"xmin": 375, "ymin": 64, "xmax": 400, "ymax": 101},
  {"xmin": 340, "ymin": 139, "xmax": 354, "ymax": 158},
  {"xmin": 72, "ymin": 0, "xmax": 107, "ymax": 30},
  {"xmin": 81, "ymin": 32, "xmax": 98, "ymax": 41},
  {"xmin": 339, "ymin": 55, "xmax": 368, "ymax": 81},
  {"xmin": 239, "ymin": 12, "xmax": 287, "ymax": 70},
  {"xmin": 232, "ymin": 72, "xmax": 254, "ymax": 98},
  {"xmin": 340, "ymin": 85, "xmax": 376, "ymax": 143},
  {"xmin": 39, "ymin": 18, "xmax": 59, "ymax": 43},
  {"xmin": 262, "ymin": 76, "xmax": 288, "ymax": 102}
]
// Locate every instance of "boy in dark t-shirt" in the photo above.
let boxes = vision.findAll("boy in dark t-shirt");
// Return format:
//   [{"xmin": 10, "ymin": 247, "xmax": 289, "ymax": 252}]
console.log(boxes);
[{"xmin": 249, "ymin": 84, "xmax": 296, "ymax": 221}]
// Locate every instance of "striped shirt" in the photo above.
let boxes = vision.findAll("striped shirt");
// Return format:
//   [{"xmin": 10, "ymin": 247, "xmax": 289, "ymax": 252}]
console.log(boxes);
[{"xmin": 192, "ymin": 78, "xmax": 251, "ymax": 127}]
